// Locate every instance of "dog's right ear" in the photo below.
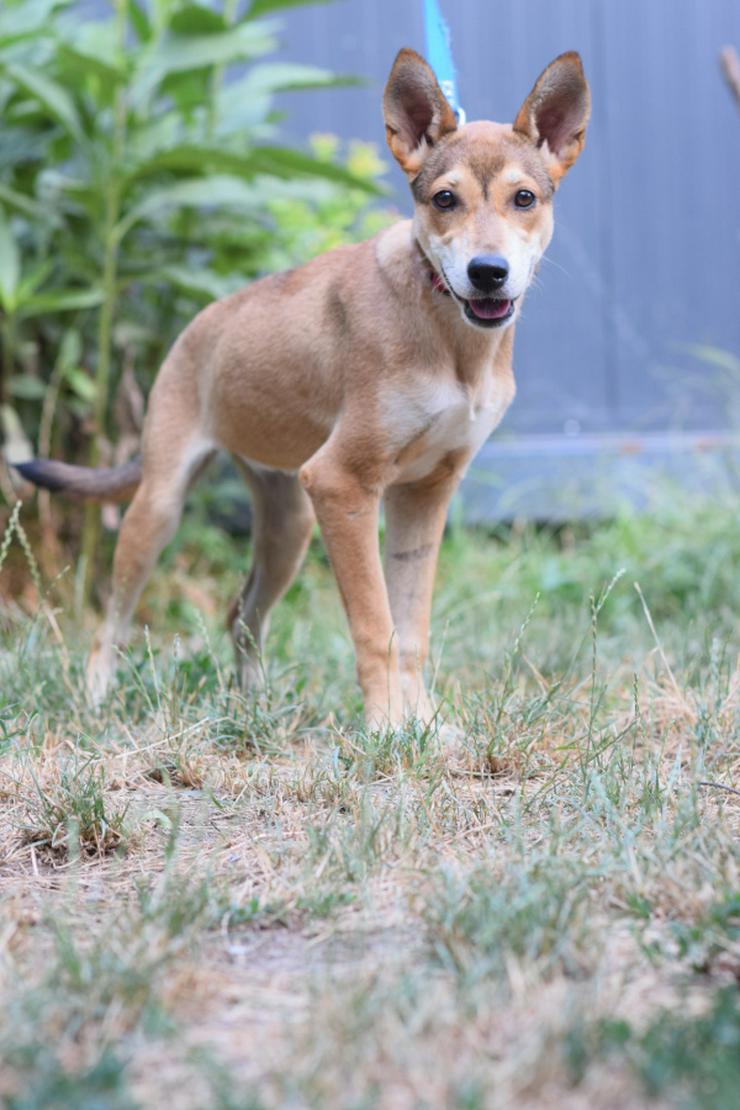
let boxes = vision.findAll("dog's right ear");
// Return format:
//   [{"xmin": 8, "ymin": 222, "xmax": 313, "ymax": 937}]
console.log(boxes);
[{"xmin": 383, "ymin": 48, "xmax": 458, "ymax": 177}]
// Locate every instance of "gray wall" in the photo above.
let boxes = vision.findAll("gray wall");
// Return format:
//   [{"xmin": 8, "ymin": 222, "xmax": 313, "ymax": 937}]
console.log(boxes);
[{"xmin": 274, "ymin": 0, "xmax": 740, "ymax": 456}]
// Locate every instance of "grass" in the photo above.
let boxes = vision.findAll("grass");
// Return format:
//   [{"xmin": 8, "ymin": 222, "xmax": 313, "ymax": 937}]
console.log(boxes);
[
  {"xmin": 14, "ymin": 757, "xmax": 130, "ymax": 861},
  {"xmin": 0, "ymin": 484, "xmax": 738, "ymax": 1108}
]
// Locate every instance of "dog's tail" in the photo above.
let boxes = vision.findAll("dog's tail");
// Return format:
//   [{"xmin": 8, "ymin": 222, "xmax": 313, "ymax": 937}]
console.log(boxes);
[{"xmin": 13, "ymin": 457, "xmax": 142, "ymax": 503}]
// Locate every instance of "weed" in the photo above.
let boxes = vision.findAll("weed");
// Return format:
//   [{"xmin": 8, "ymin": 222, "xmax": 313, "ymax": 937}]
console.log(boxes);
[
  {"xmin": 565, "ymin": 988, "xmax": 740, "ymax": 1109},
  {"xmin": 2, "ymin": 1043, "xmax": 133, "ymax": 1110},
  {"xmin": 424, "ymin": 850, "xmax": 600, "ymax": 989},
  {"xmin": 335, "ymin": 716, "xmax": 444, "ymax": 779},
  {"xmin": 305, "ymin": 789, "xmax": 410, "ymax": 884},
  {"xmin": 637, "ymin": 891, "xmax": 740, "ymax": 974},
  {"xmin": 15, "ymin": 758, "xmax": 130, "ymax": 861}
]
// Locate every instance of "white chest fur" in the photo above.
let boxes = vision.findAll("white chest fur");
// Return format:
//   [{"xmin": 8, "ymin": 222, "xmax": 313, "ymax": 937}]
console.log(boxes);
[{"xmin": 390, "ymin": 376, "xmax": 512, "ymax": 484}]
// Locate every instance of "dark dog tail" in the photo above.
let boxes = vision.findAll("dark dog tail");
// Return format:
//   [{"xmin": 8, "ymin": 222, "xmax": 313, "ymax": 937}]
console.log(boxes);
[{"xmin": 13, "ymin": 457, "xmax": 142, "ymax": 503}]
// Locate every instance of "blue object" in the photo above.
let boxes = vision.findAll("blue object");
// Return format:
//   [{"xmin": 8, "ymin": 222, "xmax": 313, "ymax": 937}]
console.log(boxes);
[{"xmin": 423, "ymin": 0, "xmax": 465, "ymax": 122}]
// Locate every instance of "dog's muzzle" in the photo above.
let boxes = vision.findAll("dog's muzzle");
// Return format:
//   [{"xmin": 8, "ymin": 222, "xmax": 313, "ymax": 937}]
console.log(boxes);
[{"xmin": 430, "ymin": 268, "xmax": 516, "ymax": 329}]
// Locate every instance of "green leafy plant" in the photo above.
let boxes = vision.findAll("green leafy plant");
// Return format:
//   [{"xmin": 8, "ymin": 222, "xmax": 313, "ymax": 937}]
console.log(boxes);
[
  {"xmin": 0, "ymin": 0, "xmax": 386, "ymax": 595},
  {"xmin": 264, "ymin": 134, "xmax": 396, "ymax": 271}
]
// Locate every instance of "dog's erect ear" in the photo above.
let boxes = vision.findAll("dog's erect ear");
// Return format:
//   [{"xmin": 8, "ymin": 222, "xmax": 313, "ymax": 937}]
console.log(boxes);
[
  {"xmin": 513, "ymin": 51, "xmax": 590, "ymax": 184},
  {"xmin": 383, "ymin": 47, "xmax": 458, "ymax": 177}
]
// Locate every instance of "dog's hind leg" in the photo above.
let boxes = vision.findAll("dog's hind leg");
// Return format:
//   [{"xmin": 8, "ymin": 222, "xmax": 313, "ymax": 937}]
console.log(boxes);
[
  {"xmin": 87, "ymin": 434, "xmax": 214, "ymax": 704},
  {"xmin": 228, "ymin": 461, "xmax": 315, "ymax": 689}
]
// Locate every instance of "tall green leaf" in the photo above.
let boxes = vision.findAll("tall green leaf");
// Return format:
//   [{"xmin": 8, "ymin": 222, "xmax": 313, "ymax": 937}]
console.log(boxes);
[
  {"xmin": 0, "ymin": 182, "xmax": 56, "ymax": 224},
  {"xmin": 16, "ymin": 259, "xmax": 54, "ymax": 302},
  {"xmin": 0, "ymin": 0, "xmax": 70, "ymax": 47},
  {"xmin": 3, "ymin": 63, "xmax": 84, "ymax": 142},
  {"xmin": 234, "ymin": 62, "xmax": 358, "ymax": 95},
  {"xmin": 18, "ymin": 288, "xmax": 104, "ymax": 318},
  {"xmin": 123, "ymin": 142, "xmax": 379, "ymax": 193},
  {"xmin": 56, "ymin": 43, "xmax": 127, "ymax": 87},
  {"xmin": 9, "ymin": 374, "xmax": 46, "ymax": 400},
  {"xmin": 169, "ymin": 4, "xmax": 228, "ymax": 35},
  {"xmin": 124, "ymin": 144, "xmax": 260, "ymax": 186},
  {"xmin": 134, "ymin": 20, "xmax": 279, "ymax": 85},
  {"xmin": 250, "ymin": 146, "xmax": 383, "ymax": 193},
  {"xmin": 116, "ymin": 176, "xmax": 263, "ymax": 238},
  {"xmin": 144, "ymin": 264, "xmax": 241, "ymax": 301},
  {"xmin": 0, "ymin": 209, "xmax": 20, "ymax": 312},
  {"xmin": 248, "ymin": 0, "xmax": 333, "ymax": 16},
  {"xmin": 128, "ymin": 1, "xmax": 153, "ymax": 44}
]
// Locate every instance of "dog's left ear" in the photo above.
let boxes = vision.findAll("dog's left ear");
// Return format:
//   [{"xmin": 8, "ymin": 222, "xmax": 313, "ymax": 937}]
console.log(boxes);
[
  {"xmin": 513, "ymin": 51, "xmax": 590, "ymax": 184},
  {"xmin": 383, "ymin": 47, "xmax": 458, "ymax": 177}
]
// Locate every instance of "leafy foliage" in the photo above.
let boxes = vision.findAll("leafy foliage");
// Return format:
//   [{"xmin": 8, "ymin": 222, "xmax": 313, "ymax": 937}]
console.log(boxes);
[{"xmin": 0, "ymin": 0, "xmax": 386, "ymax": 468}]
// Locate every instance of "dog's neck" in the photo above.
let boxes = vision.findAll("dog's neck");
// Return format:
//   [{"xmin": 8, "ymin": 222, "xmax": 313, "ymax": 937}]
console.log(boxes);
[{"xmin": 409, "ymin": 237, "xmax": 450, "ymax": 296}]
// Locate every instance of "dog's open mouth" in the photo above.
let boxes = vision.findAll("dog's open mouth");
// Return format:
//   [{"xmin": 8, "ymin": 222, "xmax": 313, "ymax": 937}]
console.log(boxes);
[
  {"xmin": 464, "ymin": 297, "xmax": 515, "ymax": 327},
  {"xmin": 433, "ymin": 267, "xmax": 517, "ymax": 329}
]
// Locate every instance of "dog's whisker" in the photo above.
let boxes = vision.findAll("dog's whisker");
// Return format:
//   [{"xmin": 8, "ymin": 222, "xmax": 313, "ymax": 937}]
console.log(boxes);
[{"xmin": 540, "ymin": 254, "xmax": 572, "ymax": 279}]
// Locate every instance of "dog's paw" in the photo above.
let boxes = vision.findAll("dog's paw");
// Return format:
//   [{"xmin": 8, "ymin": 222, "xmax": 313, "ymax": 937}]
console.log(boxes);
[
  {"xmin": 85, "ymin": 643, "xmax": 114, "ymax": 707},
  {"xmin": 435, "ymin": 720, "xmax": 464, "ymax": 746},
  {"xmin": 434, "ymin": 720, "xmax": 476, "ymax": 772}
]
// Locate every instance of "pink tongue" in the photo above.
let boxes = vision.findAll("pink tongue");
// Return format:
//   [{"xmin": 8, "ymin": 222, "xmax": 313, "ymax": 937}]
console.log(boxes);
[{"xmin": 469, "ymin": 297, "xmax": 511, "ymax": 319}]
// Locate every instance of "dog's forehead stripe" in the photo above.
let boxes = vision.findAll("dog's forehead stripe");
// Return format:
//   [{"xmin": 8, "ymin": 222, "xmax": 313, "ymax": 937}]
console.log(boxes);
[
  {"xmin": 503, "ymin": 165, "xmax": 524, "ymax": 184},
  {"xmin": 412, "ymin": 131, "xmax": 554, "ymax": 200}
]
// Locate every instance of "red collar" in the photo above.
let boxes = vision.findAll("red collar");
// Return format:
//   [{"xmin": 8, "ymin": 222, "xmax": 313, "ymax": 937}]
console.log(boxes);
[
  {"xmin": 414, "ymin": 239, "xmax": 451, "ymax": 297},
  {"xmin": 429, "ymin": 268, "xmax": 451, "ymax": 296}
]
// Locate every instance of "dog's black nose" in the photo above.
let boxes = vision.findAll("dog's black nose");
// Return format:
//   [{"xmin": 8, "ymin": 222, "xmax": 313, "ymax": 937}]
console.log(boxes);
[{"xmin": 468, "ymin": 255, "xmax": 509, "ymax": 292}]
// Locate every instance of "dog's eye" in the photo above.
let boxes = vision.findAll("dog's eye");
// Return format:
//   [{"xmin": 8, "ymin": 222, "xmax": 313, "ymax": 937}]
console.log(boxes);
[
  {"xmin": 514, "ymin": 189, "xmax": 536, "ymax": 209},
  {"xmin": 432, "ymin": 190, "xmax": 457, "ymax": 210}
]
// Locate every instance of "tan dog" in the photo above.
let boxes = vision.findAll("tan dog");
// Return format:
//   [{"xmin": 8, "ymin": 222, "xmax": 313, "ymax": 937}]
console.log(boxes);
[{"xmin": 16, "ymin": 48, "xmax": 590, "ymax": 729}]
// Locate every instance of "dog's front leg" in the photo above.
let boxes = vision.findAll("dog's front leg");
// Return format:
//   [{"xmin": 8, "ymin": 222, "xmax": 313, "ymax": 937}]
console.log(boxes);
[
  {"xmin": 299, "ymin": 453, "xmax": 402, "ymax": 729},
  {"xmin": 383, "ymin": 461, "xmax": 465, "ymax": 722}
]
